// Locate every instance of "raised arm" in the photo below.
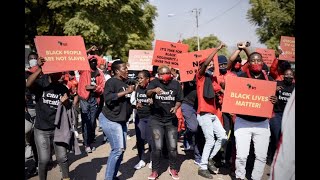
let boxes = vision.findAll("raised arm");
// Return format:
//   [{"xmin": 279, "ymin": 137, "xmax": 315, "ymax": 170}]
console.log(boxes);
[
  {"xmin": 26, "ymin": 57, "xmax": 45, "ymax": 88},
  {"xmin": 199, "ymin": 43, "xmax": 226, "ymax": 76}
]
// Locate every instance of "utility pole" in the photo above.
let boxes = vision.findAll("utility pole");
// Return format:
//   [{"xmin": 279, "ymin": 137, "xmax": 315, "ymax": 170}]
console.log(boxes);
[{"xmin": 192, "ymin": 8, "xmax": 200, "ymax": 51}]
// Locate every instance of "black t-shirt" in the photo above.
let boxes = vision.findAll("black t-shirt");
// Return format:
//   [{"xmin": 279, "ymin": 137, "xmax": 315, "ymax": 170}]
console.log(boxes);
[
  {"xmin": 30, "ymin": 75, "xmax": 69, "ymax": 130},
  {"xmin": 182, "ymin": 80, "xmax": 198, "ymax": 110},
  {"xmin": 273, "ymin": 81, "xmax": 295, "ymax": 112},
  {"xmin": 136, "ymin": 86, "xmax": 152, "ymax": 119},
  {"xmin": 146, "ymin": 78, "xmax": 183, "ymax": 123},
  {"xmin": 237, "ymin": 71, "xmax": 275, "ymax": 122},
  {"xmin": 102, "ymin": 77, "xmax": 133, "ymax": 123}
]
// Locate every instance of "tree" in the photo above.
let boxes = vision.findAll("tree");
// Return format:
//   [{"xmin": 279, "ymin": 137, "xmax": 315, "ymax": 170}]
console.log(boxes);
[
  {"xmin": 247, "ymin": 0, "xmax": 295, "ymax": 50},
  {"xmin": 182, "ymin": 34, "xmax": 229, "ymax": 56},
  {"xmin": 25, "ymin": 0, "xmax": 157, "ymax": 61}
]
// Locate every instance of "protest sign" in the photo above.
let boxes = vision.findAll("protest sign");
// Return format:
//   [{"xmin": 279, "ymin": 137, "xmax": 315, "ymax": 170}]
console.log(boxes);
[
  {"xmin": 34, "ymin": 36, "xmax": 90, "ymax": 74},
  {"xmin": 222, "ymin": 76, "xmax": 276, "ymax": 118}
]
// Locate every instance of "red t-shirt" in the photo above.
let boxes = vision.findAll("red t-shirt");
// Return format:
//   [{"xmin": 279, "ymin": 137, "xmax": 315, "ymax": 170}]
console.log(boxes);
[{"xmin": 196, "ymin": 72, "xmax": 222, "ymax": 114}]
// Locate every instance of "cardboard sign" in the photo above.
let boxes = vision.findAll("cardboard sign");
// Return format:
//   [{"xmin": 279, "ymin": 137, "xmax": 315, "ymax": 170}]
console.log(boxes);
[
  {"xmin": 128, "ymin": 50, "xmax": 153, "ymax": 71},
  {"xmin": 222, "ymin": 76, "xmax": 276, "ymax": 118},
  {"xmin": 152, "ymin": 40, "xmax": 189, "ymax": 68},
  {"xmin": 34, "ymin": 36, "xmax": 90, "ymax": 74},
  {"xmin": 279, "ymin": 36, "xmax": 295, "ymax": 61},
  {"xmin": 256, "ymin": 48, "xmax": 275, "ymax": 67},
  {"xmin": 177, "ymin": 48, "xmax": 218, "ymax": 82}
]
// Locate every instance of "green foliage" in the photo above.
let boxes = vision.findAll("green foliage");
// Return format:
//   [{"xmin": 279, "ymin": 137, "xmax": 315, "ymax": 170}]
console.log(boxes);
[
  {"xmin": 182, "ymin": 34, "xmax": 229, "ymax": 56},
  {"xmin": 247, "ymin": 0, "xmax": 295, "ymax": 50},
  {"xmin": 25, "ymin": 0, "xmax": 157, "ymax": 61}
]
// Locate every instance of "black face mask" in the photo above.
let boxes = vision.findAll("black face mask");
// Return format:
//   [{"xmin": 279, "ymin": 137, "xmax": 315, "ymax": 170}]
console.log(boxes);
[
  {"xmin": 205, "ymin": 67, "xmax": 214, "ymax": 75},
  {"xmin": 219, "ymin": 68, "xmax": 227, "ymax": 75},
  {"xmin": 89, "ymin": 61, "xmax": 97, "ymax": 70},
  {"xmin": 284, "ymin": 77, "xmax": 293, "ymax": 85}
]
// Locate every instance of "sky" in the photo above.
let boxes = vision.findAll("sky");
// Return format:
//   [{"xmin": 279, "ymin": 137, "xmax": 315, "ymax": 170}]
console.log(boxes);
[{"xmin": 149, "ymin": 0, "xmax": 266, "ymax": 50}]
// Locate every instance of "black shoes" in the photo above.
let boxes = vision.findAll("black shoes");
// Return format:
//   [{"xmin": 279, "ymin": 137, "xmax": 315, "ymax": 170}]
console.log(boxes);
[{"xmin": 208, "ymin": 159, "xmax": 218, "ymax": 174}]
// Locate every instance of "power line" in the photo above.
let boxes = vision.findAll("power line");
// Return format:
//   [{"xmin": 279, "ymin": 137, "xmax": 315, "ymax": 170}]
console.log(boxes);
[{"xmin": 200, "ymin": 0, "xmax": 242, "ymax": 27}]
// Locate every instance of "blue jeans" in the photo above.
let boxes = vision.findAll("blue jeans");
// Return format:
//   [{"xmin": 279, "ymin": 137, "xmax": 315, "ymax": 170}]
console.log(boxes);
[
  {"xmin": 268, "ymin": 112, "xmax": 283, "ymax": 160},
  {"xmin": 135, "ymin": 115, "xmax": 152, "ymax": 161},
  {"xmin": 197, "ymin": 113, "xmax": 227, "ymax": 170},
  {"xmin": 80, "ymin": 97, "xmax": 98, "ymax": 146},
  {"xmin": 181, "ymin": 103, "xmax": 204, "ymax": 163},
  {"xmin": 99, "ymin": 113, "xmax": 127, "ymax": 180}
]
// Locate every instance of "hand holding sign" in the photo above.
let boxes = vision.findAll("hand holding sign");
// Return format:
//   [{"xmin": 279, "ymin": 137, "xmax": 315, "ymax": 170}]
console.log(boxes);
[
  {"xmin": 37, "ymin": 57, "xmax": 46, "ymax": 67},
  {"xmin": 269, "ymin": 95, "xmax": 278, "ymax": 104}
]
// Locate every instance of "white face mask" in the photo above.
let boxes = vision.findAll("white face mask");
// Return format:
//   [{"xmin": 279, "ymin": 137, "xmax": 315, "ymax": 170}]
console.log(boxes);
[{"xmin": 29, "ymin": 59, "xmax": 37, "ymax": 67}]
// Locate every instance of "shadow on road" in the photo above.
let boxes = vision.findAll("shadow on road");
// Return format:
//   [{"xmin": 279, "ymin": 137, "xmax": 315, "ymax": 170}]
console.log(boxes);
[{"xmin": 69, "ymin": 156, "xmax": 108, "ymax": 180}]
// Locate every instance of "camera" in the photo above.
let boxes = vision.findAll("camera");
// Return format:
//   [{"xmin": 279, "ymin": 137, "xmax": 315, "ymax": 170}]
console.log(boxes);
[{"xmin": 244, "ymin": 41, "xmax": 251, "ymax": 47}]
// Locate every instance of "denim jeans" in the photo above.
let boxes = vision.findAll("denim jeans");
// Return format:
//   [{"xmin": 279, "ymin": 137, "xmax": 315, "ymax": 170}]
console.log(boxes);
[
  {"xmin": 99, "ymin": 113, "xmax": 127, "ymax": 180},
  {"xmin": 197, "ymin": 113, "xmax": 227, "ymax": 170},
  {"xmin": 34, "ymin": 128, "xmax": 69, "ymax": 180},
  {"xmin": 135, "ymin": 115, "xmax": 152, "ymax": 161},
  {"xmin": 234, "ymin": 116, "xmax": 270, "ymax": 180},
  {"xmin": 181, "ymin": 103, "xmax": 205, "ymax": 163},
  {"xmin": 268, "ymin": 112, "xmax": 283, "ymax": 162},
  {"xmin": 80, "ymin": 97, "xmax": 98, "ymax": 146},
  {"xmin": 150, "ymin": 119, "xmax": 178, "ymax": 172}
]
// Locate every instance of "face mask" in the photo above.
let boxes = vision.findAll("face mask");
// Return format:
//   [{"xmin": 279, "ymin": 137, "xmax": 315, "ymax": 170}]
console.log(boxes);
[
  {"xmin": 284, "ymin": 77, "xmax": 293, "ymax": 85},
  {"xmin": 219, "ymin": 68, "xmax": 227, "ymax": 75},
  {"xmin": 234, "ymin": 62, "xmax": 241, "ymax": 70},
  {"xmin": 89, "ymin": 61, "xmax": 97, "ymax": 70},
  {"xmin": 159, "ymin": 74, "xmax": 172, "ymax": 83},
  {"xmin": 29, "ymin": 59, "xmax": 38, "ymax": 67},
  {"xmin": 205, "ymin": 67, "xmax": 214, "ymax": 76},
  {"xmin": 249, "ymin": 64, "xmax": 263, "ymax": 73}
]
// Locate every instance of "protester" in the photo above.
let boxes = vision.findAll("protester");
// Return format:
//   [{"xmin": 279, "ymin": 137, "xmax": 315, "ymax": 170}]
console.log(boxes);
[
  {"xmin": 99, "ymin": 60, "xmax": 134, "ymax": 180},
  {"xmin": 26, "ymin": 57, "xmax": 71, "ymax": 180},
  {"xmin": 146, "ymin": 65, "xmax": 183, "ymax": 180},
  {"xmin": 181, "ymin": 77, "xmax": 205, "ymax": 166},
  {"xmin": 195, "ymin": 44, "xmax": 228, "ymax": 179},
  {"xmin": 214, "ymin": 55, "xmax": 237, "ymax": 168},
  {"xmin": 133, "ymin": 70, "xmax": 153, "ymax": 170},
  {"xmin": 267, "ymin": 68, "xmax": 295, "ymax": 164},
  {"xmin": 234, "ymin": 52, "xmax": 277, "ymax": 180},
  {"xmin": 78, "ymin": 55, "xmax": 105, "ymax": 153}
]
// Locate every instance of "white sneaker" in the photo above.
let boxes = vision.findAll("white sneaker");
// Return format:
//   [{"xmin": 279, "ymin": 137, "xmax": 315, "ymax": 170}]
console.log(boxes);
[
  {"xmin": 148, "ymin": 161, "xmax": 152, "ymax": 169},
  {"xmin": 134, "ymin": 160, "xmax": 146, "ymax": 170}
]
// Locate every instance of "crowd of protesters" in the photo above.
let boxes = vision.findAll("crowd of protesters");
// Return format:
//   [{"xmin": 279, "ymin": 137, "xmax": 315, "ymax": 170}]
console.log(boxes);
[{"xmin": 25, "ymin": 41, "xmax": 295, "ymax": 180}]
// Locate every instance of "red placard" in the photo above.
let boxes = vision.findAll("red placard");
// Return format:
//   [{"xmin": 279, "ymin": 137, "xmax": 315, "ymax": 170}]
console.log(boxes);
[
  {"xmin": 256, "ymin": 48, "xmax": 275, "ymax": 67},
  {"xmin": 34, "ymin": 36, "xmax": 90, "ymax": 74},
  {"xmin": 152, "ymin": 40, "xmax": 189, "ymax": 68},
  {"xmin": 128, "ymin": 50, "xmax": 153, "ymax": 71},
  {"xmin": 177, "ymin": 48, "xmax": 218, "ymax": 82},
  {"xmin": 222, "ymin": 76, "xmax": 276, "ymax": 118},
  {"xmin": 279, "ymin": 36, "xmax": 295, "ymax": 61}
]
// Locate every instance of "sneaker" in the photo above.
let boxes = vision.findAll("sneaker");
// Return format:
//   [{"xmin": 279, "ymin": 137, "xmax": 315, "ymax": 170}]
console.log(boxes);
[
  {"xmin": 134, "ymin": 160, "xmax": 146, "ymax": 170},
  {"xmin": 148, "ymin": 171, "xmax": 158, "ymax": 180},
  {"xmin": 85, "ymin": 146, "xmax": 92, "ymax": 153},
  {"xmin": 198, "ymin": 169, "xmax": 213, "ymax": 179},
  {"xmin": 208, "ymin": 159, "xmax": 218, "ymax": 174},
  {"xmin": 148, "ymin": 161, "xmax": 152, "ymax": 169},
  {"xmin": 168, "ymin": 168, "xmax": 179, "ymax": 180}
]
